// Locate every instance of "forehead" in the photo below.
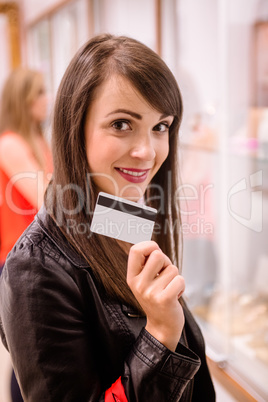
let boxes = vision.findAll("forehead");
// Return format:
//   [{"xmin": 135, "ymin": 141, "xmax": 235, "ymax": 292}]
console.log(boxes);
[{"xmin": 90, "ymin": 75, "xmax": 158, "ymax": 116}]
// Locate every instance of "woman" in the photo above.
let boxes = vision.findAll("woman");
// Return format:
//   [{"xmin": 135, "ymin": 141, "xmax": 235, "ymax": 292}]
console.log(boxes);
[
  {"xmin": 0, "ymin": 68, "xmax": 53, "ymax": 268},
  {"xmin": 0, "ymin": 35, "xmax": 215, "ymax": 401}
]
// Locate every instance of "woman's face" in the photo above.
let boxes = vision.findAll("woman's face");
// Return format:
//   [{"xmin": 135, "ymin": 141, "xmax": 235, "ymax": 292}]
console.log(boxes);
[
  {"xmin": 30, "ymin": 83, "xmax": 48, "ymax": 124},
  {"xmin": 85, "ymin": 75, "xmax": 173, "ymax": 201}
]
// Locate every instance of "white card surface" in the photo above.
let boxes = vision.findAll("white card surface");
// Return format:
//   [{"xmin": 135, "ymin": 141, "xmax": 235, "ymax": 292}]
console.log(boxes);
[{"xmin": 90, "ymin": 192, "xmax": 157, "ymax": 244}]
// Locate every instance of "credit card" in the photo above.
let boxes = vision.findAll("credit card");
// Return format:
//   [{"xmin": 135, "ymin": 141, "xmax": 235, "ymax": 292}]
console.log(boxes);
[{"xmin": 90, "ymin": 192, "xmax": 157, "ymax": 244}]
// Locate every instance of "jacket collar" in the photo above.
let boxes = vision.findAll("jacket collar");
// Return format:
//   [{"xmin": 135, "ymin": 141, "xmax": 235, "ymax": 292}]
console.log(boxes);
[{"xmin": 35, "ymin": 205, "xmax": 90, "ymax": 268}]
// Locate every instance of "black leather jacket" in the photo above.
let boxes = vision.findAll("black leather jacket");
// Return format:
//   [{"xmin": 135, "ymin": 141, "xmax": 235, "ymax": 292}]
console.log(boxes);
[{"xmin": 0, "ymin": 206, "xmax": 215, "ymax": 401}]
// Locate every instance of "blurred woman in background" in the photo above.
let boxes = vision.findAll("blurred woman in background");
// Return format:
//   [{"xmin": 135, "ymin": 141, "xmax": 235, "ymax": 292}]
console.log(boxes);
[
  {"xmin": 0, "ymin": 67, "xmax": 53, "ymax": 402},
  {"xmin": 0, "ymin": 68, "xmax": 53, "ymax": 269}
]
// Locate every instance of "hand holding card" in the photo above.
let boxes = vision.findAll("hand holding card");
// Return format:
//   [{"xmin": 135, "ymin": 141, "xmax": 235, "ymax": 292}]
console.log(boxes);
[{"xmin": 126, "ymin": 240, "xmax": 185, "ymax": 351}]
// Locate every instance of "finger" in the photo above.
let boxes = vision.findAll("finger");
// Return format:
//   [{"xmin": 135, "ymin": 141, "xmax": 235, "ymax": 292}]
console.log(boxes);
[
  {"xmin": 153, "ymin": 264, "xmax": 179, "ymax": 291},
  {"xmin": 127, "ymin": 241, "xmax": 160, "ymax": 279},
  {"xmin": 162, "ymin": 274, "xmax": 185, "ymax": 300},
  {"xmin": 140, "ymin": 250, "xmax": 172, "ymax": 282}
]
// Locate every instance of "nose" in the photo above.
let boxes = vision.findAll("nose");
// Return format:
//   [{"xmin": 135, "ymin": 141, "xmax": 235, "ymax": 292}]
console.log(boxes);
[{"xmin": 130, "ymin": 133, "xmax": 156, "ymax": 161}]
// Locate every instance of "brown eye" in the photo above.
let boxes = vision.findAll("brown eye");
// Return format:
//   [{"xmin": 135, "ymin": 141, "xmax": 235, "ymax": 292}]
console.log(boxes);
[
  {"xmin": 153, "ymin": 122, "xmax": 170, "ymax": 133},
  {"xmin": 112, "ymin": 120, "xmax": 131, "ymax": 131}
]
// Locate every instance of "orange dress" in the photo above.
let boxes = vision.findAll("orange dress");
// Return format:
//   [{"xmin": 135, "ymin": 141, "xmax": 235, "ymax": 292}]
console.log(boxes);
[{"xmin": 0, "ymin": 132, "xmax": 53, "ymax": 264}]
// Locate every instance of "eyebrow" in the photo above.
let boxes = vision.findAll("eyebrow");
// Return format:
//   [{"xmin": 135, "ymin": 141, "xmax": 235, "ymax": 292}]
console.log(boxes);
[
  {"xmin": 106, "ymin": 109, "xmax": 142, "ymax": 120},
  {"xmin": 105, "ymin": 108, "xmax": 172, "ymax": 121}
]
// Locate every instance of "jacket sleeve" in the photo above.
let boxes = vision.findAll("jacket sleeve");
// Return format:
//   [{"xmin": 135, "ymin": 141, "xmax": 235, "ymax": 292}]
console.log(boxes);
[
  {"xmin": 104, "ymin": 328, "xmax": 201, "ymax": 402},
  {"xmin": 123, "ymin": 328, "xmax": 201, "ymax": 401},
  {"xmin": 0, "ymin": 237, "xmax": 200, "ymax": 402}
]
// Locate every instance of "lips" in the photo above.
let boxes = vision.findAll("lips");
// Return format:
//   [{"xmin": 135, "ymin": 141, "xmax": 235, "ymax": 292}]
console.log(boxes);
[{"xmin": 115, "ymin": 167, "xmax": 150, "ymax": 183}]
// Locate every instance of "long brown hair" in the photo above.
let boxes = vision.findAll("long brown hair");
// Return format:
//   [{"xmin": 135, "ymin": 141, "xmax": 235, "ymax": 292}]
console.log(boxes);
[
  {"xmin": 0, "ymin": 68, "xmax": 46, "ymax": 168},
  {"xmin": 46, "ymin": 34, "xmax": 183, "ymax": 311}
]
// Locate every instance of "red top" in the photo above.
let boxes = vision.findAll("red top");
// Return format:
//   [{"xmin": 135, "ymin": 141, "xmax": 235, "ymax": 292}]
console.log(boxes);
[
  {"xmin": 0, "ymin": 168, "xmax": 37, "ymax": 262},
  {"xmin": 0, "ymin": 132, "xmax": 53, "ymax": 264},
  {"xmin": 105, "ymin": 377, "xmax": 128, "ymax": 401}
]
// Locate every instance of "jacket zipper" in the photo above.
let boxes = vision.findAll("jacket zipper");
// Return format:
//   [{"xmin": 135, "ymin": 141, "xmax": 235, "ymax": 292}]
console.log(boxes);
[{"xmin": 127, "ymin": 312, "xmax": 143, "ymax": 318}]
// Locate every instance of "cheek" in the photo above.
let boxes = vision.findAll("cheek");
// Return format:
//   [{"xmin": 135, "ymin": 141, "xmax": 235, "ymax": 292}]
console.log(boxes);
[
  {"xmin": 31, "ymin": 97, "xmax": 47, "ymax": 120},
  {"xmin": 41, "ymin": 96, "xmax": 48, "ymax": 110},
  {"xmin": 39, "ymin": 97, "xmax": 48, "ymax": 116},
  {"xmin": 157, "ymin": 141, "xmax": 169, "ymax": 165},
  {"xmin": 86, "ymin": 144, "xmax": 98, "ymax": 172},
  {"xmin": 86, "ymin": 137, "xmax": 116, "ymax": 172},
  {"xmin": 90, "ymin": 137, "xmax": 125, "ymax": 163}
]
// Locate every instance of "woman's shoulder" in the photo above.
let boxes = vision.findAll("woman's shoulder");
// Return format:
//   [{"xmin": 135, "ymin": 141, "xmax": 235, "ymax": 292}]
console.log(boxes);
[
  {"xmin": 2, "ymin": 214, "xmax": 91, "ymax": 286},
  {"xmin": 0, "ymin": 132, "xmax": 32, "ymax": 166},
  {"xmin": 0, "ymin": 219, "xmax": 88, "ymax": 306},
  {"xmin": 4, "ymin": 219, "xmax": 64, "ymax": 272},
  {"xmin": 0, "ymin": 131, "xmax": 27, "ymax": 147},
  {"xmin": 0, "ymin": 132, "xmax": 46, "ymax": 187}
]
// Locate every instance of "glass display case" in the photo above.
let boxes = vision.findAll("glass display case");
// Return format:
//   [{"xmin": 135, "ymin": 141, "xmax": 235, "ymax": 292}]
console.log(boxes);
[
  {"xmin": 180, "ymin": 144, "xmax": 268, "ymax": 401},
  {"xmin": 172, "ymin": 1, "xmax": 268, "ymax": 400}
]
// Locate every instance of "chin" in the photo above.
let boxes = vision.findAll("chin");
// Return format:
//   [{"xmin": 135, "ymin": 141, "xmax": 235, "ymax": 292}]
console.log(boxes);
[{"xmin": 119, "ymin": 189, "xmax": 145, "ymax": 202}]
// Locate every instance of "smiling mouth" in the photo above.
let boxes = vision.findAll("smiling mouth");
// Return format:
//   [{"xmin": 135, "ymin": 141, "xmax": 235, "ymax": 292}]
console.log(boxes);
[{"xmin": 117, "ymin": 168, "xmax": 149, "ymax": 177}]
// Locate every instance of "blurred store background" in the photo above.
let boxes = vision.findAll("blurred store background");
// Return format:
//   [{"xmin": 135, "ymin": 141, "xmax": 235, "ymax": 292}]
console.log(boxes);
[{"xmin": 0, "ymin": 0, "xmax": 268, "ymax": 401}]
